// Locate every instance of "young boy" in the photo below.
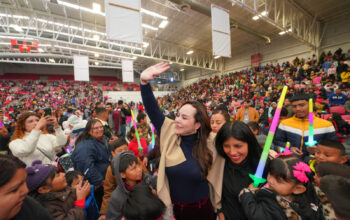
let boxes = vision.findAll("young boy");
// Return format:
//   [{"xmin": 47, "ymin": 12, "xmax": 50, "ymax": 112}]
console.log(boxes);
[
  {"xmin": 26, "ymin": 160, "xmax": 90, "ymax": 220},
  {"xmin": 137, "ymin": 113, "xmax": 152, "ymax": 144},
  {"xmin": 315, "ymin": 139, "xmax": 348, "ymax": 164},
  {"xmin": 65, "ymin": 170, "xmax": 84, "ymax": 189},
  {"xmin": 100, "ymin": 138, "xmax": 148, "ymax": 217},
  {"xmin": 106, "ymin": 151, "xmax": 156, "ymax": 220},
  {"xmin": 309, "ymin": 139, "xmax": 348, "ymax": 172}
]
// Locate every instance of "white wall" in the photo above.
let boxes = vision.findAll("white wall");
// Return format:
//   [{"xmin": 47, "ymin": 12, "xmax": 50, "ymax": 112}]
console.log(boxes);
[
  {"xmin": 224, "ymin": 35, "xmax": 313, "ymax": 73},
  {"xmin": 0, "ymin": 63, "xmax": 122, "ymax": 78},
  {"xmin": 320, "ymin": 14, "xmax": 350, "ymax": 52},
  {"xmin": 104, "ymin": 91, "xmax": 172, "ymax": 103}
]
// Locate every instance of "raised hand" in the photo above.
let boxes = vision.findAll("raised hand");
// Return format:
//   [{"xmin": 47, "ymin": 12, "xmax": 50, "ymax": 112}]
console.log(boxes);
[
  {"xmin": 45, "ymin": 116, "xmax": 59, "ymax": 128},
  {"xmin": 140, "ymin": 62, "xmax": 170, "ymax": 84},
  {"xmin": 34, "ymin": 116, "xmax": 47, "ymax": 131},
  {"xmin": 76, "ymin": 180, "xmax": 91, "ymax": 200}
]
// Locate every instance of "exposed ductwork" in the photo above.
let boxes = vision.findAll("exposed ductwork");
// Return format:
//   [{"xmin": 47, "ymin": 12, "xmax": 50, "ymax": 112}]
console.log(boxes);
[{"xmin": 168, "ymin": 0, "xmax": 271, "ymax": 44}]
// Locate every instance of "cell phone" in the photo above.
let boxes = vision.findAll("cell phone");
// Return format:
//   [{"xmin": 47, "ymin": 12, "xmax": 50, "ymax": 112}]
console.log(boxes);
[{"xmin": 44, "ymin": 108, "xmax": 52, "ymax": 116}]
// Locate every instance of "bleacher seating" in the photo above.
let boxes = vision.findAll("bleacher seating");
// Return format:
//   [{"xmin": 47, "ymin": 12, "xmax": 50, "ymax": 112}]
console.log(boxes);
[{"xmin": 330, "ymin": 106, "xmax": 346, "ymax": 115}]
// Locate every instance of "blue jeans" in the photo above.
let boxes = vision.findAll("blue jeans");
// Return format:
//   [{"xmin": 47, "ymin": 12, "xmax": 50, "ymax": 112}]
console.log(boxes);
[{"xmin": 119, "ymin": 124, "xmax": 126, "ymax": 138}]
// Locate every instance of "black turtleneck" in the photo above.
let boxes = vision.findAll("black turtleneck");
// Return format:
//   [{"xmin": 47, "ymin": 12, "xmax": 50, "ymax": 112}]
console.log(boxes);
[{"xmin": 165, "ymin": 133, "xmax": 209, "ymax": 203}]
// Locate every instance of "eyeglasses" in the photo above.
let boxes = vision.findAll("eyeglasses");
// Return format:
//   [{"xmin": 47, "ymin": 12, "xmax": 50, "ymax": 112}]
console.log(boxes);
[{"xmin": 92, "ymin": 126, "xmax": 104, "ymax": 130}]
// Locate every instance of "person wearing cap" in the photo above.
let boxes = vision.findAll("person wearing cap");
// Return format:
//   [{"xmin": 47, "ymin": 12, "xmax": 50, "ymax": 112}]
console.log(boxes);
[
  {"xmin": 26, "ymin": 160, "xmax": 90, "ymax": 220},
  {"xmin": 0, "ymin": 154, "xmax": 53, "ymax": 220}
]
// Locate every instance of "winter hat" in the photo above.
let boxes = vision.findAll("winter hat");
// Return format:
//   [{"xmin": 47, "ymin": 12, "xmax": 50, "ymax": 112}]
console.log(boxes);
[
  {"xmin": 25, "ymin": 160, "xmax": 55, "ymax": 192},
  {"xmin": 71, "ymin": 120, "xmax": 87, "ymax": 134},
  {"xmin": 67, "ymin": 115, "xmax": 81, "ymax": 126}
]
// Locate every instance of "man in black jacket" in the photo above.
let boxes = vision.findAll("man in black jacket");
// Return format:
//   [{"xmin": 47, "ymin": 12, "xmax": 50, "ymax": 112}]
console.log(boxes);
[{"xmin": 117, "ymin": 100, "xmax": 131, "ymax": 138}]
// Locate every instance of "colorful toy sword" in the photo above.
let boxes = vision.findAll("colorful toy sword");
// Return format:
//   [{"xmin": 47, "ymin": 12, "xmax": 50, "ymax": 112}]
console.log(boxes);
[
  {"xmin": 280, "ymin": 141, "xmax": 290, "ymax": 153},
  {"xmin": 130, "ymin": 109, "xmax": 143, "ymax": 151},
  {"xmin": 305, "ymin": 98, "xmax": 317, "ymax": 147},
  {"xmin": 249, "ymin": 86, "xmax": 288, "ymax": 187},
  {"xmin": 148, "ymin": 124, "xmax": 155, "ymax": 152}
]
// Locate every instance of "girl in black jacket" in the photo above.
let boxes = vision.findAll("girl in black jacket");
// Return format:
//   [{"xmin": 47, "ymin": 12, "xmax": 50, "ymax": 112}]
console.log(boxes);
[{"xmin": 239, "ymin": 155, "xmax": 325, "ymax": 220}]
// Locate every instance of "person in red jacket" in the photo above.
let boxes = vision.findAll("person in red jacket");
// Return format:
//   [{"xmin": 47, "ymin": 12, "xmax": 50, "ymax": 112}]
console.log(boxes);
[{"xmin": 127, "ymin": 126, "xmax": 148, "ymax": 159}]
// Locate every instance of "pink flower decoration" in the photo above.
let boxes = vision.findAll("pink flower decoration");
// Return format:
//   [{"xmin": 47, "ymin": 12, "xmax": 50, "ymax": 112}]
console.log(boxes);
[
  {"xmin": 292, "ymin": 162, "xmax": 311, "ymax": 183},
  {"xmin": 293, "ymin": 162, "xmax": 312, "ymax": 173},
  {"xmin": 275, "ymin": 150, "xmax": 293, "ymax": 158}
]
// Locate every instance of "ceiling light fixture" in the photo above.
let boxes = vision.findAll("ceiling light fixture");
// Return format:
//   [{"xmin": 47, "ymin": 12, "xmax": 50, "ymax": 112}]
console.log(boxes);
[
  {"xmin": 94, "ymin": 53, "xmax": 99, "ymax": 57},
  {"xmin": 279, "ymin": 31, "xmax": 286, "ymax": 35},
  {"xmin": 142, "ymin": 24, "xmax": 159, "ymax": 31},
  {"xmin": 95, "ymin": 61, "xmax": 99, "ymax": 65},
  {"xmin": 51, "ymin": 0, "xmax": 168, "ymax": 20},
  {"xmin": 93, "ymin": 35, "xmax": 100, "ymax": 40},
  {"xmin": 10, "ymin": 25, "xmax": 23, "ymax": 32},
  {"xmin": 142, "ymin": 42, "xmax": 149, "ymax": 48},
  {"xmin": 260, "ymin": 11, "xmax": 268, "ymax": 16},
  {"xmin": 54, "ymin": 45, "xmax": 137, "ymax": 60},
  {"xmin": 49, "ymin": 58, "xmax": 55, "ymax": 63},
  {"xmin": 159, "ymin": 20, "xmax": 169, "ymax": 29},
  {"xmin": 252, "ymin": 15, "xmax": 260, "ymax": 20},
  {"xmin": 140, "ymin": 8, "xmax": 167, "ymax": 20},
  {"xmin": 38, "ymin": 48, "xmax": 44, "ymax": 52},
  {"xmin": 180, "ymin": 68, "xmax": 185, "ymax": 71},
  {"xmin": 92, "ymin": 2, "xmax": 101, "ymax": 12},
  {"xmin": 186, "ymin": 50, "xmax": 194, "ymax": 55},
  {"xmin": 214, "ymin": 55, "xmax": 221, "ymax": 59}
]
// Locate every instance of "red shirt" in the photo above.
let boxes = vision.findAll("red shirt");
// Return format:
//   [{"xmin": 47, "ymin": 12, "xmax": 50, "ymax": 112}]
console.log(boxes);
[{"xmin": 128, "ymin": 138, "xmax": 148, "ymax": 159}]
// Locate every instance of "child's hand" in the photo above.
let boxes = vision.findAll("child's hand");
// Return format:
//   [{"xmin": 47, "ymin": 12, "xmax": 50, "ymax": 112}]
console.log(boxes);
[
  {"xmin": 138, "ymin": 150, "xmax": 144, "ymax": 158},
  {"xmin": 307, "ymin": 146, "xmax": 316, "ymax": 155},
  {"xmin": 290, "ymin": 147, "xmax": 303, "ymax": 156},
  {"xmin": 218, "ymin": 213, "xmax": 225, "ymax": 220},
  {"xmin": 143, "ymin": 157, "xmax": 148, "ymax": 167},
  {"xmin": 248, "ymin": 183, "xmax": 259, "ymax": 191},
  {"xmin": 98, "ymin": 215, "xmax": 106, "ymax": 220},
  {"xmin": 76, "ymin": 180, "xmax": 91, "ymax": 200}
]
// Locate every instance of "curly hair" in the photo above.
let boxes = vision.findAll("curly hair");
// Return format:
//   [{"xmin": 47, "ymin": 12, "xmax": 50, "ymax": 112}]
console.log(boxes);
[{"xmin": 11, "ymin": 112, "xmax": 47, "ymax": 141}]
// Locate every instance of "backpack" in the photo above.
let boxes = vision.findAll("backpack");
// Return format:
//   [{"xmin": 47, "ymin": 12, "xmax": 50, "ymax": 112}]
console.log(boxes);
[{"xmin": 84, "ymin": 184, "xmax": 100, "ymax": 220}]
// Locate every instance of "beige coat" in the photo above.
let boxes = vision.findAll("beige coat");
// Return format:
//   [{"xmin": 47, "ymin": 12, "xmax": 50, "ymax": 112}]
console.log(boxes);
[{"xmin": 157, "ymin": 118, "xmax": 225, "ymax": 214}]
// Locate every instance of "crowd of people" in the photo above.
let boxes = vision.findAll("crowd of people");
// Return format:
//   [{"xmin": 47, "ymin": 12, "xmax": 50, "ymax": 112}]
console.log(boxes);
[{"xmin": 0, "ymin": 48, "xmax": 350, "ymax": 220}]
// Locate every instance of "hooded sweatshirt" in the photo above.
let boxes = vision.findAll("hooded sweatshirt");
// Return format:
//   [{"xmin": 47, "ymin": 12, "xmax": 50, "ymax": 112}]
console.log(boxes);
[{"xmin": 106, "ymin": 151, "xmax": 157, "ymax": 220}]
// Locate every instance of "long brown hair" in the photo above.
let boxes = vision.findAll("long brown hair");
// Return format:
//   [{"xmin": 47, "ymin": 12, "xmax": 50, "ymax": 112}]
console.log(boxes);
[
  {"xmin": 181, "ymin": 101, "xmax": 213, "ymax": 177},
  {"xmin": 11, "ymin": 112, "xmax": 47, "ymax": 141}
]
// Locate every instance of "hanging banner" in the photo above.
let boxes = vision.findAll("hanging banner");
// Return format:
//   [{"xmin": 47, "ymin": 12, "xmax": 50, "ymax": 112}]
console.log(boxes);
[
  {"xmin": 211, "ymin": 4, "xmax": 231, "ymax": 58},
  {"xmin": 73, "ymin": 55, "xmax": 89, "ymax": 81},
  {"xmin": 105, "ymin": 0, "xmax": 143, "ymax": 44},
  {"xmin": 122, "ymin": 59, "xmax": 134, "ymax": 82},
  {"xmin": 251, "ymin": 53, "xmax": 261, "ymax": 68}
]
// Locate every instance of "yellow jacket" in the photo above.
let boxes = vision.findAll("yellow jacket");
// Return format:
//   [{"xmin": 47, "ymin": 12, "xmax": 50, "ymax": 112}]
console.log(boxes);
[
  {"xmin": 235, "ymin": 107, "xmax": 260, "ymax": 122},
  {"xmin": 341, "ymin": 71, "xmax": 350, "ymax": 83}
]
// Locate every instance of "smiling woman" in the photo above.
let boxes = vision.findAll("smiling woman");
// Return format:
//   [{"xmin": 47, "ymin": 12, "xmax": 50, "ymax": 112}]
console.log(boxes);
[
  {"xmin": 71, "ymin": 119, "xmax": 111, "ymax": 208},
  {"xmin": 139, "ymin": 62, "xmax": 225, "ymax": 220},
  {"xmin": 0, "ymin": 154, "xmax": 53, "ymax": 220},
  {"xmin": 215, "ymin": 121, "xmax": 263, "ymax": 220}
]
